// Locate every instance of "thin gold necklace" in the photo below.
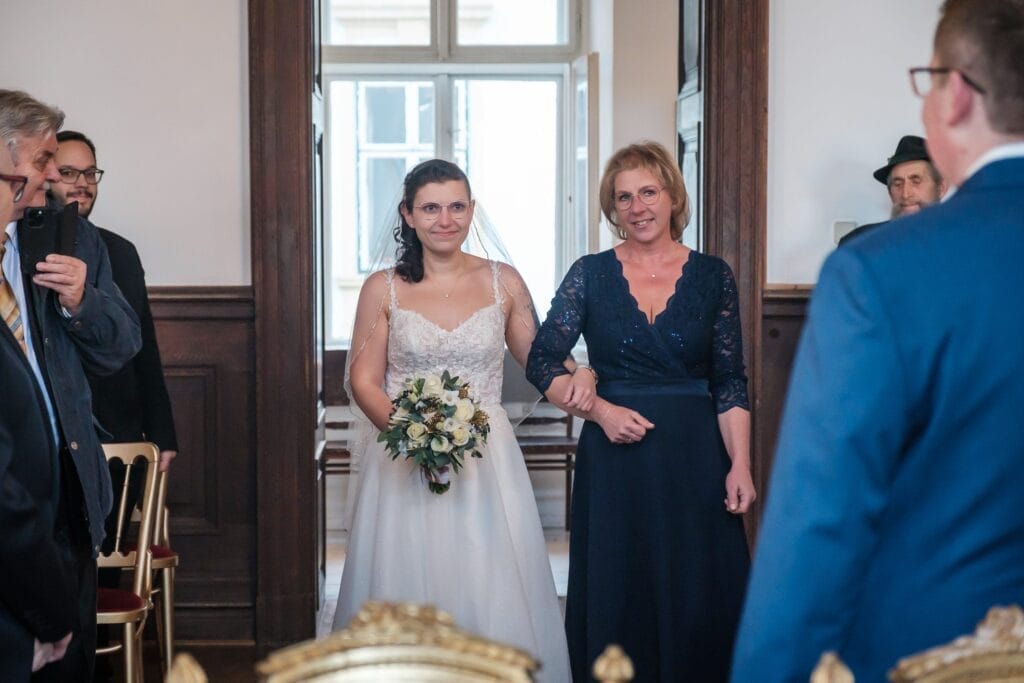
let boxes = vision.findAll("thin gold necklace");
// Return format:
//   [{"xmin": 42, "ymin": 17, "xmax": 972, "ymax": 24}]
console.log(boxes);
[{"xmin": 433, "ymin": 260, "xmax": 467, "ymax": 299}]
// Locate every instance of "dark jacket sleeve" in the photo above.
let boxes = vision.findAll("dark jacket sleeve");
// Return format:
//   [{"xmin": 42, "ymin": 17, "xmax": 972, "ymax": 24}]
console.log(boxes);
[
  {"xmin": 62, "ymin": 217, "xmax": 141, "ymax": 375},
  {"xmin": 0, "ymin": 421, "xmax": 76, "ymax": 642}
]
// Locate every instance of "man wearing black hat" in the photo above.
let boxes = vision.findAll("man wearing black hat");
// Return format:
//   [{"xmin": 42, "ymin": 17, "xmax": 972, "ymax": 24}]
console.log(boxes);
[{"xmin": 838, "ymin": 134, "xmax": 947, "ymax": 245}]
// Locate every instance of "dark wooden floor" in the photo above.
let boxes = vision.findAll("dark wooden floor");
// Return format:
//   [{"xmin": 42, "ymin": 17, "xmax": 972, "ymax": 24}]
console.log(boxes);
[{"xmin": 106, "ymin": 641, "xmax": 259, "ymax": 682}]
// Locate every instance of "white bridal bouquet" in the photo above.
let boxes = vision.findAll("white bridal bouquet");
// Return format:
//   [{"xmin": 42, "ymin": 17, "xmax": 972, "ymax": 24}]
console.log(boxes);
[{"xmin": 377, "ymin": 371, "xmax": 491, "ymax": 494}]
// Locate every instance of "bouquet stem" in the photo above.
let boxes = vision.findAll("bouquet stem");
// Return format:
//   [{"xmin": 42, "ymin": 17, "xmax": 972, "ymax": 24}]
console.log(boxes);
[{"xmin": 424, "ymin": 465, "xmax": 451, "ymax": 495}]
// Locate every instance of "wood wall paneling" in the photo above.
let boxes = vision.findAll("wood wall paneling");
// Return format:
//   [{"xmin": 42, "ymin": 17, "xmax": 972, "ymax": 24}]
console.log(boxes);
[
  {"xmin": 754, "ymin": 288, "xmax": 810, "ymax": 545},
  {"xmin": 149, "ymin": 286, "xmax": 256, "ymax": 640}
]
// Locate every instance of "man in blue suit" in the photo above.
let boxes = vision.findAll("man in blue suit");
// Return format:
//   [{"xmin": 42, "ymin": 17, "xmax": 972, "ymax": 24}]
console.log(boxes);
[{"xmin": 732, "ymin": 1, "xmax": 1024, "ymax": 681}]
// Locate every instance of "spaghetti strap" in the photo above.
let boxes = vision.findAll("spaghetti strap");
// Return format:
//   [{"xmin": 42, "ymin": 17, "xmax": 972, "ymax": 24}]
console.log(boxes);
[
  {"xmin": 384, "ymin": 268, "xmax": 399, "ymax": 309},
  {"xmin": 489, "ymin": 260, "xmax": 503, "ymax": 307}
]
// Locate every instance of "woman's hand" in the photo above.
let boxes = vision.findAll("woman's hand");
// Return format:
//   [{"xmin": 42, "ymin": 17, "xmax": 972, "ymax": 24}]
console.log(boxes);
[
  {"xmin": 724, "ymin": 464, "xmax": 756, "ymax": 514},
  {"xmin": 596, "ymin": 403, "xmax": 654, "ymax": 444},
  {"xmin": 563, "ymin": 366, "xmax": 597, "ymax": 411}
]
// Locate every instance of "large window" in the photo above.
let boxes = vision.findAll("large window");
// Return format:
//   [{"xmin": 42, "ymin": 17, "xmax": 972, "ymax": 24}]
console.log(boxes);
[{"xmin": 324, "ymin": 0, "xmax": 589, "ymax": 345}]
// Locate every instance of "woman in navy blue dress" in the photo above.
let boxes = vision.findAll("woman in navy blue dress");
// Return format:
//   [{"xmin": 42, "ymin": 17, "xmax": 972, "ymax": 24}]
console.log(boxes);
[{"xmin": 527, "ymin": 141, "xmax": 755, "ymax": 682}]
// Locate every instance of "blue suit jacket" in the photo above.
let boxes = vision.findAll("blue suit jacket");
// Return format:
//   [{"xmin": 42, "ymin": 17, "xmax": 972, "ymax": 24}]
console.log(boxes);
[{"xmin": 731, "ymin": 157, "xmax": 1024, "ymax": 682}]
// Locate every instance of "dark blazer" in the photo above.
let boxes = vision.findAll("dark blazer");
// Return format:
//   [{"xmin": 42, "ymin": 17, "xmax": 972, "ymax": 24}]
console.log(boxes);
[
  {"xmin": 88, "ymin": 228, "xmax": 177, "ymax": 451},
  {"xmin": 732, "ymin": 156, "xmax": 1024, "ymax": 682},
  {"xmin": 20, "ymin": 214, "xmax": 141, "ymax": 551},
  {"xmin": 0, "ymin": 327, "xmax": 76, "ymax": 679},
  {"xmin": 837, "ymin": 220, "xmax": 886, "ymax": 246}
]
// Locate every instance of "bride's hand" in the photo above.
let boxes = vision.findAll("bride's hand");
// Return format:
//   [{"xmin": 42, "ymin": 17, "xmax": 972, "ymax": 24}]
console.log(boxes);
[
  {"xmin": 563, "ymin": 366, "xmax": 597, "ymax": 411},
  {"xmin": 596, "ymin": 403, "xmax": 654, "ymax": 444}
]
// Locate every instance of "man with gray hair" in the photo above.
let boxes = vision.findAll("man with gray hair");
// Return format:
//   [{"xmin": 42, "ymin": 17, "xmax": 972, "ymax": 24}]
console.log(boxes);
[{"xmin": 0, "ymin": 89, "xmax": 140, "ymax": 680}]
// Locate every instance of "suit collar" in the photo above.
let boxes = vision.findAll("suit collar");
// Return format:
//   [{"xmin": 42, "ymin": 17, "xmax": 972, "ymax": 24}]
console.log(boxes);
[{"xmin": 956, "ymin": 155, "xmax": 1024, "ymax": 195}]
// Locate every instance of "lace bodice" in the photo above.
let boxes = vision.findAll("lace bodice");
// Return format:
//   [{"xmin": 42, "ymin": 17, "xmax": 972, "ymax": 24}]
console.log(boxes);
[
  {"xmin": 383, "ymin": 264, "xmax": 507, "ymax": 405},
  {"xmin": 527, "ymin": 249, "xmax": 749, "ymax": 413}
]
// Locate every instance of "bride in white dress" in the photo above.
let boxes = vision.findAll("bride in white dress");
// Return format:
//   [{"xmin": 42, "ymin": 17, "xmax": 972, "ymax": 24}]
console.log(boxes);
[{"xmin": 333, "ymin": 159, "xmax": 584, "ymax": 682}]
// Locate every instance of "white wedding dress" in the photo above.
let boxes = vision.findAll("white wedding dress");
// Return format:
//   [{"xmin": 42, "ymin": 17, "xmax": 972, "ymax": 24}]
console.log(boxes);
[{"xmin": 333, "ymin": 264, "xmax": 570, "ymax": 682}]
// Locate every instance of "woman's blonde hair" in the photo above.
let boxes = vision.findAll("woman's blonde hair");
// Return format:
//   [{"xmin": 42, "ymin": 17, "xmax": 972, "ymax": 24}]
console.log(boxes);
[{"xmin": 599, "ymin": 140, "xmax": 691, "ymax": 241}]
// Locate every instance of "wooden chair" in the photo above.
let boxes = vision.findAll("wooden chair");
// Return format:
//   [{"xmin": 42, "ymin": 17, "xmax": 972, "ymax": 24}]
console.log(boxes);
[
  {"xmin": 517, "ymin": 407, "xmax": 576, "ymax": 530},
  {"xmin": 97, "ymin": 442, "xmax": 160, "ymax": 683},
  {"xmin": 322, "ymin": 420, "xmax": 353, "ymax": 476},
  {"xmin": 256, "ymin": 601, "xmax": 539, "ymax": 681}
]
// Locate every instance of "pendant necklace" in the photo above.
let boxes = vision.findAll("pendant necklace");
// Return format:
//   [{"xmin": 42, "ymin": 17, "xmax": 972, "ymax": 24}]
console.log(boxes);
[{"xmin": 436, "ymin": 260, "xmax": 466, "ymax": 299}]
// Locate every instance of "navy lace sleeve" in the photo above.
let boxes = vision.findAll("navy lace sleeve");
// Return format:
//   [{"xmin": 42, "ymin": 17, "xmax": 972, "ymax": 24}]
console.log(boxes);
[
  {"xmin": 526, "ymin": 257, "xmax": 588, "ymax": 393},
  {"xmin": 711, "ymin": 261, "xmax": 750, "ymax": 412}
]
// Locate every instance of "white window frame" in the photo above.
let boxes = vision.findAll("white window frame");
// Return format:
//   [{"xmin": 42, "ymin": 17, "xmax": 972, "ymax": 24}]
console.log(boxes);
[
  {"xmin": 323, "ymin": 0, "xmax": 591, "ymax": 348},
  {"xmin": 323, "ymin": 0, "xmax": 582, "ymax": 64}
]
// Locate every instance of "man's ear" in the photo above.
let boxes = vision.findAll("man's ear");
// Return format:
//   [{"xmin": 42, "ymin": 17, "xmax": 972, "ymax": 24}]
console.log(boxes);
[
  {"xmin": 938, "ymin": 179, "xmax": 950, "ymax": 198},
  {"xmin": 945, "ymin": 70, "xmax": 977, "ymax": 127}
]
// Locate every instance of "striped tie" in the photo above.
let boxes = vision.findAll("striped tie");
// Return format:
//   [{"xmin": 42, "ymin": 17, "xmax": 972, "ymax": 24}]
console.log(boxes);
[{"xmin": 0, "ymin": 233, "xmax": 28, "ymax": 354}]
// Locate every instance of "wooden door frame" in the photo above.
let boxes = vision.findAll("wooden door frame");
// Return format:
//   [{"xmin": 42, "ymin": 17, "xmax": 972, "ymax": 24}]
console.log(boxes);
[
  {"xmin": 250, "ymin": 0, "xmax": 319, "ymax": 652},
  {"xmin": 701, "ymin": 0, "xmax": 769, "ymax": 540},
  {"xmin": 247, "ymin": 0, "xmax": 769, "ymax": 648}
]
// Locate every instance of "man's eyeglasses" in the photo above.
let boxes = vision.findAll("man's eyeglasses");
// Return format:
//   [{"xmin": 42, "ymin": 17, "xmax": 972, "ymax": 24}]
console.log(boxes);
[
  {"xmin": 413, "ymin": 201, "xmax": 471, "ymax": 220},
  {"xmin": 0, "ymin": 173, "xmax": 29, "ymax": 203},
  {"xmin": 57, "ymin": 166, "xmax": 105, "ymax": 185},
  {"xmin": 909, "ymin": 67, "xmax": 987, "ymax": 98},
  {"xmin": 615, "ymin": 186, "xmax": 664, "ymax": 210}
]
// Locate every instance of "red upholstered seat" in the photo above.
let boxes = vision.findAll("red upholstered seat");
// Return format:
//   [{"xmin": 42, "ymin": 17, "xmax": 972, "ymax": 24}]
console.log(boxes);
[
  {"xmin": 97, "ymin": 587, "xmax": 146, "ymax": 613},
  {"xmin": 125, "ymin": 541, "xmax": 176, "ymax": 560}
]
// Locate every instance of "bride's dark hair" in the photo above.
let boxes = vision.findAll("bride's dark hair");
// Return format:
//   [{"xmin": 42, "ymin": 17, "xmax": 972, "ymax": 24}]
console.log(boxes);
[{"xmin": 394, "ymin": 159, "xmax": 472, "ymax": 283}]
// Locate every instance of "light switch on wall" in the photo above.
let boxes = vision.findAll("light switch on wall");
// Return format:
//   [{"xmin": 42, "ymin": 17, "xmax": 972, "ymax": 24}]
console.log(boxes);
[{"xmin": 833, "ymin": 220, "xmax": 858, "ymax": 244}]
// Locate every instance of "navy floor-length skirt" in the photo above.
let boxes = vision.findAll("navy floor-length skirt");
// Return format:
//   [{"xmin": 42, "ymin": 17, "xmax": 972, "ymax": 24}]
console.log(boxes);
[{"xmin": 566, "ymin": 379, "xmax": 751, "ymax": 682}]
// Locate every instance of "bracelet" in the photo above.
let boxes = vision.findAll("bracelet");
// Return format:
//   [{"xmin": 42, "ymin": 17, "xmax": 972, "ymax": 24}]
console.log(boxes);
[
  {"xmin": 597, "ymin": 403, "xmax": 612, "ymax": 422},
  {"xmin": 575, "ymin": 364, "xmax": 599, "ymax": 383}
]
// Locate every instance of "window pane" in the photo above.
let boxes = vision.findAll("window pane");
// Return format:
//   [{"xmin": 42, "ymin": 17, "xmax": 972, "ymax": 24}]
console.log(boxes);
[
  {"xmin": 361, "ymin": 157, "xmax": 407, "ymax": 270},
  {"xmin": 326, "ymin": 0, "xmax": 431, "ymax": 46},
  {"xmin": 457, "ymin": 0, "xmax": 569, "ymax": 45},
  {"xmin": 456, "ymin": 79, "xmax": 560, "ymax": 313},
  {"xmin": 328, "ymin": 79, "xmax": 435, "ymax": 344},
  {"xmin": 418, "ymin": 86, "xmax": 434, "ymax": 145},
  {"xmin": 363, "ymin": 86, "xmax": 406, "ymax": 144}
]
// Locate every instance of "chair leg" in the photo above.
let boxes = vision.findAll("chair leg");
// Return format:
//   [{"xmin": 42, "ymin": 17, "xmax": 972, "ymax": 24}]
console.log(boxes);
[
  {"xmin": 123, "ymin": 622, "xmax": 137, "ymax": 683},
  {"xmin": 161, "ymin": 567, "xmax": 175, "ymax": 667}
]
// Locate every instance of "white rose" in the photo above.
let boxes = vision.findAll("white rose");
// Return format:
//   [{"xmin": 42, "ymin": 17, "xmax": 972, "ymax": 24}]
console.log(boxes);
[
  {"xmin": 431, "ymin": 435, "xmax": 453, "ymax": 453},
  {"xmin": 454, "ymin": 398, "xmax": 475, "ymax": 422},
  {"xmin": 406, "ymin": 422, "xmax": 428, "ymax": 441},
  {"xmin": 451, "ymin": 425, "xmax": 471, "ymax": 447},
  {"xmin": 442, "ymin": 417, "xmax": 459, "ymax": 433},
  {"xmin": 422, "ymin": 374, "xmax": 444, "ymax": 397}
]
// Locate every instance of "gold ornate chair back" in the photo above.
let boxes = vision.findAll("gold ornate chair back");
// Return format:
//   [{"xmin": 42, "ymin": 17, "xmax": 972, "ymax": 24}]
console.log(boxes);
[
  {"xmin": 256, "ymin": 602, "xmax": 539, "ymax": 682},
  {"xmin": 889, "ymin": 605, "xmax": 1024, "ymax": 683},
  {"xmin": 97, "ymin": 441, "xmax": 160, "ymax": 682},
  {"xmin": 810, "ymin": 652, "xmax": 855, "ymax": 683},
  {"xmin": 592, "ymin": 644, "xmax": 634, "ymax": 682}
]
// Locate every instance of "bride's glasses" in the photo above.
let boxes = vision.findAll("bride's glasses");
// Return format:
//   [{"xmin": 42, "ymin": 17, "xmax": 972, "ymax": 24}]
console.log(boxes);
[{"xmin": 413, "ymin": 200, "xmax": 471, "ymax": 221}]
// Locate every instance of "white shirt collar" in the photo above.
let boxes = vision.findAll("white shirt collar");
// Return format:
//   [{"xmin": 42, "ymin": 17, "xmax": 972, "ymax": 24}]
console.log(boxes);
[{"xmin": 962, "ymin": 141, "xmax": 1024, "ymax": 182}]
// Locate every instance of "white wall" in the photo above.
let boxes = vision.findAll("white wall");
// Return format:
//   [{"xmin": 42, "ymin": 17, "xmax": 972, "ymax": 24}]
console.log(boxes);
[
  {"xmin": 767, "ymin": 0, "xmax": 943, "ymax": 284},
  {"xmin": 0, "ymin": 1, "xmax": 250, "ymax": 285},
  {"xmin": 590, "ymin": 0, "xmax": 679, "ymax": 250}
]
